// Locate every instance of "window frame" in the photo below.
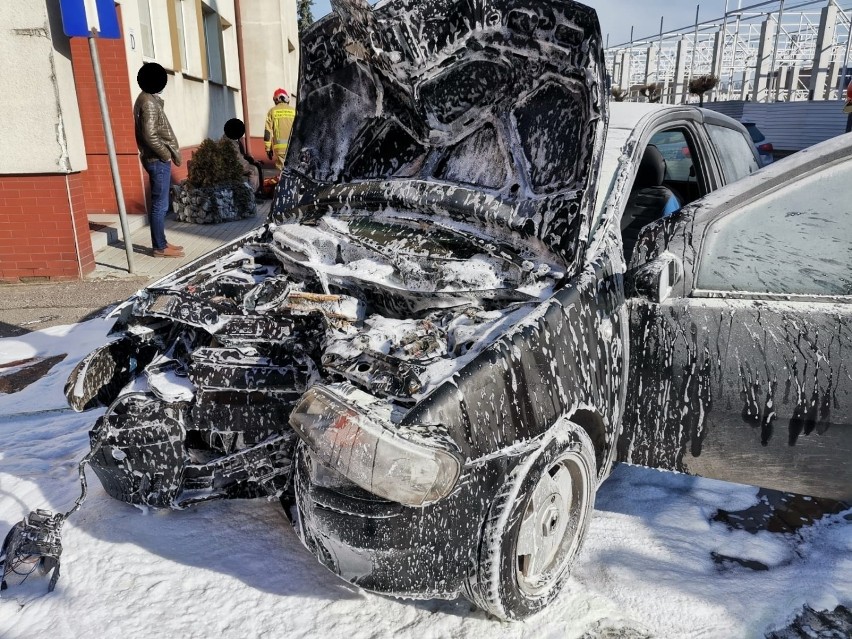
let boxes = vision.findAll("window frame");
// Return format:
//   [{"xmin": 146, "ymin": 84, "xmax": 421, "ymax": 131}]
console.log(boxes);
[
  {"xmin": 137, "ymin": 0, "xmax": 156, "ymax": 61},
  {"xmin": 588, "ymin": 110, "xmax": 720, "ymax": 254},
  {"xmin": 647, "ymin": 127, "xmax": 700, "ymax": 185},
  {"xmin": 171, "ymin": 0, "xmax": 189, "ymax": 71},
  {"xmin": 201, "ymin": 4, "xmax": 226, "ymax": 85},
  {"xmin": 622, "ymin": 122, "xmax": 714, "ymax": 215}
]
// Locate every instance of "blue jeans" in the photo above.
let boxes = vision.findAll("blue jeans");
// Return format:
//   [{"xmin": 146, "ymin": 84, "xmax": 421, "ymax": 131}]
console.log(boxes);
[{"xmin": 144, "ymin": 159, "xmax": 171, "ymax": 250}]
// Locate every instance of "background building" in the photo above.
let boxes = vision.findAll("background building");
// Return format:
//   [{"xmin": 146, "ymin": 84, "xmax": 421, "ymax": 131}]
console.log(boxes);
[
  {"xmin": 241, "ymin": 0, "xmax": 301, "ymax": 161},
  {"xmin": 606, "ymin": 0, "xmax": 852, "ymax": 157},
  {"xmin": 0, "ymin": 0, "xmax": 299, "ymax": 282},
  {"xmin": 607, "ymin": 0, "xmax": 852, "ymax": 105}
]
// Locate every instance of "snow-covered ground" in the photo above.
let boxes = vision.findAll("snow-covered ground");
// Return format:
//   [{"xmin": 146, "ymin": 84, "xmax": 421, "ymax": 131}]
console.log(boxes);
[{"xmin": 0, "ymin": 318, "xmax": 850, "ymax": 638}]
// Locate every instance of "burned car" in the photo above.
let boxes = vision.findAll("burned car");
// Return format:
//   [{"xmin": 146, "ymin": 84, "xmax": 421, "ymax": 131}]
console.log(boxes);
[
  {"xmin": 30, "ymin": 0, "xmax": 615, "ymax": 621},
  {"xmin": 3, "ymin": 0, "xmax": 848, "ymax": 624}
]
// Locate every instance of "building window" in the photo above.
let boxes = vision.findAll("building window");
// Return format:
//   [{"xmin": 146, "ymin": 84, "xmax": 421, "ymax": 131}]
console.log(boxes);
[
  {"xmin": 202, "ymin": 5, "xmax": 226, "ymax": 84},
  {"xmin": 173, "ymin": 0, "xmax": 188, "ymax": 70},
  {"xmin": 137, "ymin": 0, "xmax": 155, "ymax": 59}
]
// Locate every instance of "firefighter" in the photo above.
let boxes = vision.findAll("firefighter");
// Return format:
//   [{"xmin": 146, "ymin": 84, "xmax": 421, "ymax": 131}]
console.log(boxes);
[{"xmin": 264, "ymin": 88, "xmax": 296, "ymax": 170}]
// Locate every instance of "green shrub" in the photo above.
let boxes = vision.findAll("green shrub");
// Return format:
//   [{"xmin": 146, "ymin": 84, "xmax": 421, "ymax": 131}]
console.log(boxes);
[
  {"xmin": 610, "ymin": 86, "xmax": 628, "ymax": 102},
  {"xmin": 187, "ymin": 138, "xmax": 244, "ymax": 188},
  {"xmin": 689, "ymin": 74, "xmax": 720, "ymax": 96},
  {"xmin": 689, "ymin": 75, "xmax": 720, "ymax": 106},
  {"xmin": 639, "ymin": 83, "xmax": 663, "ymax": 103}
]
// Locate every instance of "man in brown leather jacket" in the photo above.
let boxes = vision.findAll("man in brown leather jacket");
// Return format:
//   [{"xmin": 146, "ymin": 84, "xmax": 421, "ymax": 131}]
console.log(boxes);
[{"xmin": 134, "ymin": 63, "xmax": 184, "ymax": 258}]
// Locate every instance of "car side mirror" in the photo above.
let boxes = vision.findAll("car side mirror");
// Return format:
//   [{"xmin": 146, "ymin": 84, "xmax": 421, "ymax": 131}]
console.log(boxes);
[{"xmin": 630, "ymin": 253, "xmax": 684, "ymax": 303}]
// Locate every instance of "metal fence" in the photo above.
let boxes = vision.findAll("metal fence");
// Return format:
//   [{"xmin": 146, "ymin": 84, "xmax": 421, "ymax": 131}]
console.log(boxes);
[{"xmin": 606, "ymin": 0, "xmax": 852, "ymax": 104}]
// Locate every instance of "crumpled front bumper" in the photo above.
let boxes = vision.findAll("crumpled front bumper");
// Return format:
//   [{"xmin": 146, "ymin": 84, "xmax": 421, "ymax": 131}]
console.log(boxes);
[{"xmin": 293, "ymin": 443, "xmax": 501, "ymax": 598}]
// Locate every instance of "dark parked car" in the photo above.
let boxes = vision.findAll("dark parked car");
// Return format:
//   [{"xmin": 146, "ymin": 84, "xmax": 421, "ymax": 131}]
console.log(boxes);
[
  {"xmin": 6, "ymin": 0, "xmax": 847, "ymax": 623},
  {"xmin": 743, "ymin": 121, "xmax": 775, "ymax": 165}
]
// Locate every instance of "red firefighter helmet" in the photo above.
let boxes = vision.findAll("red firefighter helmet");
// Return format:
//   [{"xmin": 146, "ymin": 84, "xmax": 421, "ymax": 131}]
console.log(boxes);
[{"xmin": 273, "ymin": 88, "xmax": 290, "ymax": 104}]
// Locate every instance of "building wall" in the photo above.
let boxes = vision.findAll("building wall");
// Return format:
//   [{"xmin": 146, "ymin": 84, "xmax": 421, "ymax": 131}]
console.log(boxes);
[
  {"xmin": 0, "ymin": 0, "xmax": 93, "ymax": 281},
  {"xmin": 240, "ymin": 0, "xmax": 300, "ymax": 148},
  {"xmin": 0, "ymin": 174, "xmax": 94, "ymax": 282},
  {"xmin": 704, "ymin": 99, "xmax": 850, "ymax": 153},
  {"xmin": 0, "ymin": 0, "xmax": 87, "ymax": 174},
  {"xmin": 119, "ymin": 0, "xmax": 243, "ymax": 152},
  {"xmin": 69, "ymin": 5, "xmax": 149, "ymax": 217},
  {"xmin": 0, "ymin": 0, "xmax": 296, "ymax": 281},
  {"xmin": 50, "ymin": 0, "xmax": 246, "ymax": 214}
]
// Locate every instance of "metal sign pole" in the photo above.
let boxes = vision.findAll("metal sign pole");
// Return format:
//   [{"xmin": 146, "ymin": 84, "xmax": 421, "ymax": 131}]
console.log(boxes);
[
  {"xmin": 767, "ymin": 0, "xmax": 787, "ymax": 102},
  {"xmin": 626, "ymin": 26, "xmax": 634, "ymax": 99},
  {"xmin": 657, "ymin": 17, "xmax": 665, "ymax": 103},
  {"xmin": 88, "ymin": 28, "xmax": 135, "ymax": 274}
]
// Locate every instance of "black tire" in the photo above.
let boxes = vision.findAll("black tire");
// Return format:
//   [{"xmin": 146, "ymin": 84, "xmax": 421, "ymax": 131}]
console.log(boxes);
[{"xmin": 464, "ymin": 421, "xmax": 597, "ymax": 621}]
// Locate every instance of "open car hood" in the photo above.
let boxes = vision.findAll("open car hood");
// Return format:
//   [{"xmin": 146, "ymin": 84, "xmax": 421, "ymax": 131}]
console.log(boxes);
[{"xmin": 273, "ymin": 0, "xmax": 608, "ymax": 271}]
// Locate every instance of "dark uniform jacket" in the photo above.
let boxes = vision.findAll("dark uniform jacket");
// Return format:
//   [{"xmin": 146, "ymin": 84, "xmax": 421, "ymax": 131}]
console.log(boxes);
[{"xmin": 134, "ymin": 92, "xmax": 181, "ymax": 165}]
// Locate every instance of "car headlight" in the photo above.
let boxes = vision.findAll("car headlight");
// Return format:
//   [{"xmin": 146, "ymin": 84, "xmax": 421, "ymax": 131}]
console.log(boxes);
[{"xmin": 289, "ymin": 385, "xmax": 461, "ymax": 507}]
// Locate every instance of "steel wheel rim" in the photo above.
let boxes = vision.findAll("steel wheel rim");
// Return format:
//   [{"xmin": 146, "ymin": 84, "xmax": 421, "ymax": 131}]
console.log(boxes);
[{"xmin": 514, "ymin": 451, "xmax": 590, "ymax": 596}]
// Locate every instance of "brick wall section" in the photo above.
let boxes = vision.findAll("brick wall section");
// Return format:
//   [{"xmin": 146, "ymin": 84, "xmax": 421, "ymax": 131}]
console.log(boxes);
[
  {"xmin": 0, "ymin": 174, "xmax": 95, "ymax": 282},
  {"xmin": 69, "ymin": 18, "xmax": 148, "ymax": 216},
  {"xmin": 83, "ymin": 154, "xmax": 149, "ymax": 214},
  {"xmin": 68, "ymin": 173, "xmax": 95, "ymax": 274}
]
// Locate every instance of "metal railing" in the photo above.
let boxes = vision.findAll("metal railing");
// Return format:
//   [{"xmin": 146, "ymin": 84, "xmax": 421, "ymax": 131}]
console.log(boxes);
[{"xmin": 606, "ymin": 0, "xmax": 852, "ymax": 104}]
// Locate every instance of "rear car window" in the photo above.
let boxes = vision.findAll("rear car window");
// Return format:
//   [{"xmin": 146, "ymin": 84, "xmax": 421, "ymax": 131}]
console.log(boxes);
[
  {"xmin": 706, "ymin": 124, "xmax": 760, "ymax": 183},
  {"xmin": 697, "ymin": 159, "xmax": 852, "ymax": 296}
]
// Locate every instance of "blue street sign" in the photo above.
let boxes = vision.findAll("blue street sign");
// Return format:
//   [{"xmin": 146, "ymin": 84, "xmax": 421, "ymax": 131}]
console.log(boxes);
[{"xmin": 59, "ymin": 0, "xmax": 121, "ymax": 39}]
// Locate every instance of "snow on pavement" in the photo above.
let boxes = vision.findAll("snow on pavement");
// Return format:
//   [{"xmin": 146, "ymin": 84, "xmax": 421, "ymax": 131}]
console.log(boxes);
[{"xmin": 0, "ymin": 320, "xmax": 849, "ymax": 638}]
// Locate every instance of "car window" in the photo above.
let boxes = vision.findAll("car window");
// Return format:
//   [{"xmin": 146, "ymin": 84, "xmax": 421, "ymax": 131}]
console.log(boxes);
[
  {"xmin": 648, "ymin": 129, "xmax": 694, "ymax": 182},
  {"xmin": 706, "ymin": 124, "xmax": 760, "ymax": 183},
  {"xmin": 697, "ymin": 159, "xmax": 852, "ymax": 296}
]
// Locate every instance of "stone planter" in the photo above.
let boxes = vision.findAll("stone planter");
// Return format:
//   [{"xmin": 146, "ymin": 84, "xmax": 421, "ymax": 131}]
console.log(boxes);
[{"xmin": 172, "ymin": 182, "xmax": 256, "ymax": 224}]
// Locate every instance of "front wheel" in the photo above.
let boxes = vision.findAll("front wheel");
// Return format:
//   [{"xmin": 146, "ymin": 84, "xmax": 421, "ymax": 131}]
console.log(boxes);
[{"xmin": 464, "ymin": 421, "xmax": 597, "ymax": 621}]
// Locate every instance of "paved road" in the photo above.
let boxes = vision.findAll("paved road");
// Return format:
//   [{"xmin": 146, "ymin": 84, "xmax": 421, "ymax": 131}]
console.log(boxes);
[{"xmin": 0, "ymin": 278, "xmax": 150, "ymax": 338}]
